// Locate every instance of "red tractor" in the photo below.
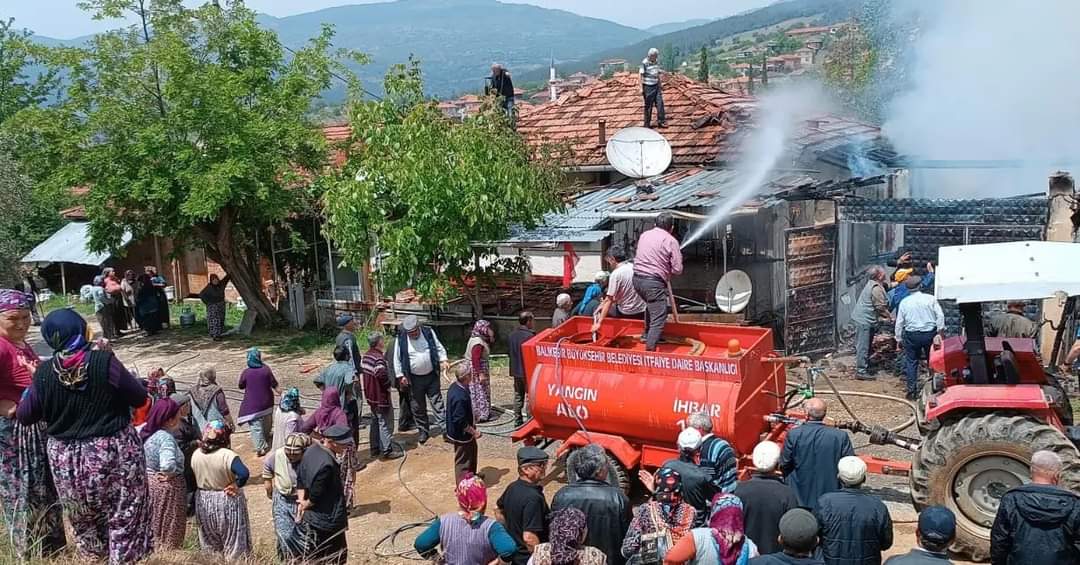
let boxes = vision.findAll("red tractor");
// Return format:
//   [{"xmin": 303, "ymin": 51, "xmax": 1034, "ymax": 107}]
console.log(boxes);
[{"xmin": 907, "ymin": 241, "xmax": 1080, "ymax": 560}]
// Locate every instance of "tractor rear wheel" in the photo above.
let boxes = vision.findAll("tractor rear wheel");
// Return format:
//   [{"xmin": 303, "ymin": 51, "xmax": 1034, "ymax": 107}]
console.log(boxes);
[{"xmin": 911, "ymin": 413, "xmax": 1080, "ymax": 561}]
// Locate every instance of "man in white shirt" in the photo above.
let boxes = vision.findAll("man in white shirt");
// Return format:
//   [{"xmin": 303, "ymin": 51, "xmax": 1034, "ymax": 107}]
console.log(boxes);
[
  {"xmin": 591, "ymin": 243, "xmax": 646, "ymax": 334},
  {"xmin": 393, "ymin": 315, "xmax": 450, "ymax": 444},
  {"xmin": 895, "ymin": 276, "xmax": 945, "ymax": 401},
  {"xmin": 640, "ymin": 47, "xmax": 666, "ymax": 128}
]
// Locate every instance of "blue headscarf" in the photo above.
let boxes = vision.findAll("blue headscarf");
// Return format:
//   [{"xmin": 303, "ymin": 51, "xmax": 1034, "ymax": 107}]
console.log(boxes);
[
  {"xmin": 280, "ymin": 387, "xmax": 301, "ymax": 413},
  {"xmin": 41, "ymin": 308, "xmax": 93, "ymax": 388},
  {"xmin": 574, "ymin": 283, "xmax": 603, "ymax": 315},
  {"xmin": 246, "ymin": 347, "xmax": 263, "ymax": 369}
]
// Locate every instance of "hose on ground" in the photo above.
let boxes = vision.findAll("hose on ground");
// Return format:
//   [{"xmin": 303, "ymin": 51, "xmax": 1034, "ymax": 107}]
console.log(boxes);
[{"xmin": 788, "ymin": 377, "xmax": 918, "ymax": 434}]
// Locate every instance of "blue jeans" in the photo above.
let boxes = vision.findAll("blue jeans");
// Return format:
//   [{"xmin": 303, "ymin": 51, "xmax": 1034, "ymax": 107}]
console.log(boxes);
[{"xmin": 902, "ymin": 330, "xmax": 937, "ymax": 395}]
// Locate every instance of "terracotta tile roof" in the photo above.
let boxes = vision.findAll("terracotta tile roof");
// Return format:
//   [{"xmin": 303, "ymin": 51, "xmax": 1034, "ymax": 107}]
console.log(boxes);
[
  {"xmin": 517, "ymin": 73, "xmax": 753, "ymax": 168},
  {"xmin": 786, "ymin": 26, "xmax": 831, "ymax": 36}
]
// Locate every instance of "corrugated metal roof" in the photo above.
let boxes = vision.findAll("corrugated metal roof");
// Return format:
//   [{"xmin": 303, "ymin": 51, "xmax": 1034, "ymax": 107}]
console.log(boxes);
[
  {"xmin": 21, "ymin": 222, "xmax": 132, "ymax": 266},
  {"xmin": 505, "ymin": 167, "xmax": 781, "ymax": 243}
]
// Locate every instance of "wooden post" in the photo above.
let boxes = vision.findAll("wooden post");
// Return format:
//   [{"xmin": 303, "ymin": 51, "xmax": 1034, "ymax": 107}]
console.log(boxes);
[
  {"xmin": 1039, "ymin": 171, "xmax": 1076, "ymax": 365},
  {"xmin": 60, "ymin": 263, "xmax": 68, "ymax": 302}
]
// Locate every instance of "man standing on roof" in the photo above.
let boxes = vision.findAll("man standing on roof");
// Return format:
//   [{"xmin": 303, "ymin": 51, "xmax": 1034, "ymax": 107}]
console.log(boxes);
[
  {"xmin": 486, "ymin": 63, "xmax": 515, "ymax": 122},
  {"xmin": 641, "ymin": 48, "xmax": 666, "ymax": 128},
  {"xmin": 633, "ymin": 213, "xmax": 683, "ymax": 351}
]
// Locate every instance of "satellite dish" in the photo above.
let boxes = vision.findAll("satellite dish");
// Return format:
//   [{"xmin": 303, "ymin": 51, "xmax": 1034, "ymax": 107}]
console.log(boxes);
[
  {"xmin": 715, "ymin": 270, "xmax": 752, "ymax": 313},
  {"xmin": 605, "ymin": 127, "xmax": 673, "ymax": 178}
]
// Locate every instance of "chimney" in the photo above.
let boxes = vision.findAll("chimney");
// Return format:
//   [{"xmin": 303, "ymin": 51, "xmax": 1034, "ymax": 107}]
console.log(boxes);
[
  {"xmin": 549, "ymin": 58, "xmax": 558, "ymax": 102},
  {"xmin": 598, "ymin": 120, "xmax": 607, "ymax": 146},
  {"xmin": 805, "ymin": 118, "xmax": 821, "ymax": 130}
]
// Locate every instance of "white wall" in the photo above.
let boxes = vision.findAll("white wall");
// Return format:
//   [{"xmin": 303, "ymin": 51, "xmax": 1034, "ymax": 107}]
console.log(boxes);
[{"xmin": 495, "ymin": 243, "xmax": 604, "ymax": 284}]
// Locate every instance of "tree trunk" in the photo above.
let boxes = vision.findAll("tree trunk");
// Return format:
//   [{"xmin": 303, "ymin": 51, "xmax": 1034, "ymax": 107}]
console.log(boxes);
[{"xmin": 196, "ymin": 209, "xmax": 283, "ymax": 330}]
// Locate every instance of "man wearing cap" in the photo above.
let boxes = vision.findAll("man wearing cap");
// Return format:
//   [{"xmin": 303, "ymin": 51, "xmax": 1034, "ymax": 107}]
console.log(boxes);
[
  {"xmin": 591, "ymin": 244, "xmax": 647, "ymax": 335},
  {"xmin": 507, "ymin": 311, "xmax": 535, "ymax": 427},
  {"xmin": 659, "ymin": 427, "xmax": 716, "ymax": 526},
  {"xmin": 780, "ymin": 398, "xmax": 855, "ymax": 511},
  {"xmin": 895, "ymin": 275, "xmax": 945, "ymax": 400},
  {"xmin": 985, "ymin": 301, "xmax": 1038, "ymax": 339},
  {"xmin": 552, "ymin": 293, "xmax": 573, "ymax": 327},
  {"xmin": 991, "ymin": 450, "xmax": 1080, "ymax": 565},
  {"xmin": 888, "ymin": 262, "xmax": 935, "ymax": 313},
  {"xmin": 393, "ymin": 315, "xmax": 450, "ymax": 444},
  {"xmin": 497, "ymin": 446, "xmax": 551, "ymax": 565},
  {"xmin": 296, "ymin": 425, "xmax": 350, "ymax": 564},
  {"xmin": 633, "ymin": 212, "xmax": 683, "ymax": 351},
  {"xmin": 884, "ymin": 506, "xmax": 955, "ymax": 564},
  {"xmin": 361, "ymin": 333, "xmax": 401, "ymax": 460},
  {"xmin": 334, "ymin": 314, "xmax": 364, "ymax": 437},
  {"xmin": 735, "ymin": 441, "xmax": 800, "ymax": 555},
  {"xmin": 814, "ymin": 456, "xmax": 892, "ymax": 564},
  {"xmin": 850, "ymin": 265, "xmax": 891, "ymax": 380},
  {"xmin": 750, "ymin": 508, "xmax": 825, "ymax": 564}
]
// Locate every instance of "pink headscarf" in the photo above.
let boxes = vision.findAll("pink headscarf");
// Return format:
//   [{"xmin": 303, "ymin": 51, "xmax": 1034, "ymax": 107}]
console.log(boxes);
[
  {"xmin": 311, "ymin": 387, "xmax": 349, "ymax": 431},
  {"xmin": 709, "ymin": 493, "xmax": 748, "ymax": 565},
  {"xmin": 455, "ymin": 473, "xmax": 488, "ymax": 523}
]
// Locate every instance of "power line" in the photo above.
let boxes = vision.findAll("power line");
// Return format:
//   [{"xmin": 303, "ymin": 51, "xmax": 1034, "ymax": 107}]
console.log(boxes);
[{"xmin": 281, "ymin": 44, "xmax": 383, "ymax": 101}]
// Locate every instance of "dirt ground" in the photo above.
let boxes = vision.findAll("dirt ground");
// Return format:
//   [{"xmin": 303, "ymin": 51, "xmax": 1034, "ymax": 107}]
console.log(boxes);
[{"xmin": 33, "ymin": 323, "xmax": 979, "ymax": 564}]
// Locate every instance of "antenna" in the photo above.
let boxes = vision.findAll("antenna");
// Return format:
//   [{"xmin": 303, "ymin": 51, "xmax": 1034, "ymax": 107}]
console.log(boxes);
[
  {"xmin": 715, "ymin": 269, "xmax": 752, "ymax": 313},
  {"xmin": 605, "ymin": 127, "xmax": 673, "ymax": 178}
]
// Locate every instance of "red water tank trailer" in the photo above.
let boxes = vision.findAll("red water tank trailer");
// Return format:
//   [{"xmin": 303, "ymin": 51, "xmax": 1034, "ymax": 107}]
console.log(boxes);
[{"xmin": 511, "ymin": 316, "xmax": 790, "ymax": 476}]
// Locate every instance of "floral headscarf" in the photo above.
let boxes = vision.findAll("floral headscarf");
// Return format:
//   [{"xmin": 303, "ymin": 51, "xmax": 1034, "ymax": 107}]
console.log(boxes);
[
  {"xmin": 190, "ymin": 368, "xmax": 221, "ymax": 412},
  {"xmin": 280, "ymin": 387, "xmax": 301, "ymax": 413},
  {"xmin": 655, "ymin": 467, "xmax": 684, "ymax": 513},
  {"xmin": 455, "ymin": 473, "xmax": 488, "ymax": 523},
  {"xmin": 201, "ymin": 419, "xmax": 231, "ymax": 452},
  {"xmin": 247, "ymin": 347, "xmax": 264, "ymax": 369},
  {"xmin": 709, "ymin": 493, "xmax": 748, "ymax": 565},
  {"xmin": 41, "ymin": 308, "xmax": 93, "ymax": 389},
  {"xmin": 0, "ymin": 289, "xmax": 32, "ymax": 312},
  {"xmin": 471, "ymin": 320, "xmax": 495, "ymax": 344},
  {"xmin": 549, "ymin": 507, "xmax": 588, "ymax": 565}
]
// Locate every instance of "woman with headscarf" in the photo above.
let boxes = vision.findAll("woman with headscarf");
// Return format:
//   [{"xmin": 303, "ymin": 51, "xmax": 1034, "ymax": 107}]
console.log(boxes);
[
  {"xmin": 0, "ymin": 289, "xmax": 66, "ymax": 559},
  {"xmin": 574, "ymin": 271, "xmax": 609, "ymax": 317},
  {"xmin": 466, "ymin": 319, "xmax": 496, "ymax": 422},
  {"xmin": 17, "ymin": 308, "xmax": 151, "ymax": 564},
  {"xmin": 263, "ymin": 432, "xmax": 311, "ymax": 560},
  {"xmin": 237, "ymin": 347, "xmax": 279, "ymax": 456},
  {"xmin": 622, "ymin": 468, "xmax": 696, "ymax": 562},
  {"xmin": 121, "ymin": 269, "xmax": 139, "ymax": 330},
  {"xmin": 170, "ymin": 392, "xmax": 201, "ymax": 516},
  {"xmin": 190, "ymin": 367, "xmax": 232, "ymax": 432},
  {"xmin": 103, "ymin": 268, "xmax": 128, "ymax": 334},
  {"xmin": 300, "ymin": 387, "xmax": 360, "ymax": 509},
  {"xmin": 135, "ymin": 271, "xmax": 162, "ymax": 335},
  {"xmin": 272, "ymin": 387, "xmax": 304, "ymax": 452},
  {"xmin": 530, "ymin": 507, "xmax": 607, "ymax": 565},
  {"xmin": 663, "ymin": 494, "xmax": 758, "ymax": 565},
  {"xmin": 141, "ymin": 397, "xmax": 187, "ymax": 550},
  {"xmin": 191, "ymin": 419, "xmax": 252, "ymax": 558},
  {"xmin": 199, "ymin": 273, "xmax": 231, "ymax": 340},
  {"xmin": 414, "ymin": 473, "xmax": 518, "ymax": 564}
]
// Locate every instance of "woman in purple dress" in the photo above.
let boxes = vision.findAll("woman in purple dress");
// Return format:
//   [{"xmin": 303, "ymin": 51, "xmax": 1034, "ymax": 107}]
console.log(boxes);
[
  {"xmin": 17, "ymin": 309, "xmax": 151, "ymax": 564},
  {"xmin": 237, "ymin": 347, "xmax": 278, "ymax": 456}
]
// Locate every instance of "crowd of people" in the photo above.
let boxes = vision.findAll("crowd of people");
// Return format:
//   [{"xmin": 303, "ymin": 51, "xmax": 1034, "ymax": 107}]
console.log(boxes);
[{"xmin": 2, "ymin": 270, "xmax": 1079, "ymax": 565}]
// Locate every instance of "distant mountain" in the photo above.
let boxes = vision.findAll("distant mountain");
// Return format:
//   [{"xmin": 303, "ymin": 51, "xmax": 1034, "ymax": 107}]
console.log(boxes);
[
  {"xmin": 523, "ymin": 0, "xmax": 858, "ymax": 83},
  {"xmin": 645, "ymin": 19, "xmax": 713, "ymax": 36},
  {"xmin": 30, "ymin": 0, "xmax": 648, "ymax": 99},
  {"xmin": 256, "ymin": 0, "xmax": 649, "ymax": 98}
]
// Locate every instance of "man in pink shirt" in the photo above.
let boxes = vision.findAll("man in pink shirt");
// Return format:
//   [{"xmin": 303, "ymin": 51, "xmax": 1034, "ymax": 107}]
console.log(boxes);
[{"xmin": 632, "ymin": 213, "xmax": 683, "ymax": 351}]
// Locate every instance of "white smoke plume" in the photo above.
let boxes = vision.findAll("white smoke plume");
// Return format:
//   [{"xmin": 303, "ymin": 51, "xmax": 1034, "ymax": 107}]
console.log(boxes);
[
  {"xmin": 682, "ymin": 83, "xmax": 834, "ymax": 248},
  {"xmin": 883, "ymin": 1, "xmax": 1080, "ymax": 197}
]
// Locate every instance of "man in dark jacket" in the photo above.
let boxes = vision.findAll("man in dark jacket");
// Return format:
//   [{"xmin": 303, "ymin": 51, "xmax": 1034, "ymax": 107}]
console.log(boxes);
[
  {"xmin": 750, "ymin": 508, "xmax": 825, "ymax": 565},
  {"xmin": 735, "ymin": 441, "xmax": 799, "ymax": 555},
  {"xmin": 486, "ymin": 63, "xmax": 515, "ymax": 119},
  {"xmin": 884, "ymin": 505, "xmax": 955, "ymax": 564},
  {"xmin": 445, "ymin": 364, "xmax": 479, "ymax": 482},
  {"xmin": 506, "ymin": 311, "xmax": 535, "ymax": 427},
  {"xmin": 781, "ymin": 398, "xmax": 855, "ymax": 510},
  {"xmin": 551, "ymin": 444, "xmax": 631, "ymax": 565},
  {"xmin": 990, "ymin": 450, "xmax": 1080, "ymax": 565},
  {"xmin": 361, "ymin": 333, "xmax": 401, "ymax": 460},
  {"xmin": 815, "ymin": 457, "xmax": 892, "ymax": 565},
  {"xmin": 661, "ymin": 427, "xmax": 717, "ymax": 526}
]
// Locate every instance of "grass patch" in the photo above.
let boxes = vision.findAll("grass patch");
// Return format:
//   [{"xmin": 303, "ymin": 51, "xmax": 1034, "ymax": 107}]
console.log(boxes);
[{"xmin": 40, "ymin": 295, "xmax": 96, "ymax": 318}]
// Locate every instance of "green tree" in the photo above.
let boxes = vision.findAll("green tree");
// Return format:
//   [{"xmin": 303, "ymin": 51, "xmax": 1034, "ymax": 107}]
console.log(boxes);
[
  {"xmin": 322, "ymin": 60, "xmax": 565, "ymax": 315},
  {"xmin": 11, "ymin": 0, "xmax": 360, "ymax": 326},
  {"xmin": 697, "ymin": 45, "xmax": 709, "ymax": 83},
  {"xmin": 661, "ymin": 43, "xmax": 677, "ymax": 72},
  {"xmin": 0, "ymin": 19, "xmax": 57, "ymax": 124},
  {"xmin": 824, "ymin": 24, "xmax": 876, "ymax": 93}
]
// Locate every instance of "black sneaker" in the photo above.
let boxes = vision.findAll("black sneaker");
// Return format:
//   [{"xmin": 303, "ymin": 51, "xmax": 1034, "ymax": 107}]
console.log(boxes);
[
  {"xmin": 854, "ymin": 372, "xmax": 876, "ymax": 381},
  {"xmin": 514, "ymin": 419, "xmax": 524, "ymax": 428},
  {"xmin": 381, "ymin": 451, "xmax": 404, "ymax": 461},
  {"xmin": 418, "ymin": 433, "xmax": 430, "ymax": 445}
]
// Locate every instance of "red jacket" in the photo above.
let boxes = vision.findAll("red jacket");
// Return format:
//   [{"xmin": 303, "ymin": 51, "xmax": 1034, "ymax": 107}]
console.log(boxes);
[{"xmin": 360, "ymin": 349, "xmax": 392, "ymax": 409}]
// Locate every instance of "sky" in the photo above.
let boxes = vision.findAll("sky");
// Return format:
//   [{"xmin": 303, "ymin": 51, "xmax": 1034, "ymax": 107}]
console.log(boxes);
[{"xmin": 9, "ymin": 0, "xmax": 775, "ymax": 39}]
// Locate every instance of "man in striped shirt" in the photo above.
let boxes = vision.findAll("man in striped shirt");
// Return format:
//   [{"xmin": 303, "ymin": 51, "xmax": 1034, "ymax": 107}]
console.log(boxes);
[{"xmin": 640, "ymin": 47, "xmax": 667, "ymax": 128}]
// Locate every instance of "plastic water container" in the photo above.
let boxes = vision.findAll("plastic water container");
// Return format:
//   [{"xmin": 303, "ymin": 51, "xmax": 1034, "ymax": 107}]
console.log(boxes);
[
  {"xmin": 179, "ymin": 307, "xmax": 196, "ymax": 327},
  {"xmin": 165, "ymin": 286, "xmax": 175, "ymax": 300}
]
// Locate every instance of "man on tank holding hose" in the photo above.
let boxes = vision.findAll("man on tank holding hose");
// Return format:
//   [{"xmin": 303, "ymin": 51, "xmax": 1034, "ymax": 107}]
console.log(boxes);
[{"xmin": 632, "ymin": 213, "xmax": 683, "ymax": 351}]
